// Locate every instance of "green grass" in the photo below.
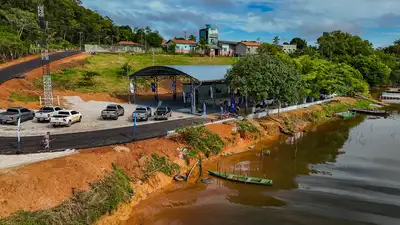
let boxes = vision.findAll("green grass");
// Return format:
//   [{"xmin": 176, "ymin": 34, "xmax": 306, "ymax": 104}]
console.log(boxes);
[
  {"xmin": 9, "ymin": 92, "xmax": 39, "ymax": 102},
  {"xmin": 49, "ymin": 53, "xmax": 237, "ymax": 94},
  {"xmin": 176, "ymin": 126, "xmax": 225, "ymax": 158},
  {"xmin": 145, "ymin": 154, "xmax": 180, "ymax": 179},
  {"xmin": 235, "ymin": 120, "xmax": 260, "ymax": 138},
  {"xmin": 0, "ymin": 164, "xmax": 133, "ymax": 225}
]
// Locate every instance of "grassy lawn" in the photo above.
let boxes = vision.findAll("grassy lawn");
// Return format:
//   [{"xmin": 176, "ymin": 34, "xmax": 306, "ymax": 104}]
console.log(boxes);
[
  {"xmin": 49, "ymin": 54, "xmax": 237, "ymax": 94},
  {"xmin": 9, "ymin": 92, "xmax": 39, "ymax": 102}
]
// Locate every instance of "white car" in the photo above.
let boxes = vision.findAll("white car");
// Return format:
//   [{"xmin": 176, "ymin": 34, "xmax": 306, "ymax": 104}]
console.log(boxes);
[
  {"xmin": 35, "ymin": 106, "xmax": 63, "ymax": 122},
  {"xmin": 50, "ymin": 110, "xmax": 82, "ymax": 127}
]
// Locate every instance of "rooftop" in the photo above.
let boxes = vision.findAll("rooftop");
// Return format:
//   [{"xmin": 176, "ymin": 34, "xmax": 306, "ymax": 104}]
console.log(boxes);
[
  {"xmin": 129, "ymin": 65, "xmax": 232, "ymax": 82},
  {"xmin": 117, "ymin": 41, "xmax": 139, "ymax": 45},
  {"xmin": 239, "ymin": 41, "xmax": 261, "ymax": 47},
  {"xmin": 168, "ymin": 39, "xmax": 197, "ymax": 45},
  {"xmin": 218, "ymin": 40, "xmax": 238, "ymax": 45}
]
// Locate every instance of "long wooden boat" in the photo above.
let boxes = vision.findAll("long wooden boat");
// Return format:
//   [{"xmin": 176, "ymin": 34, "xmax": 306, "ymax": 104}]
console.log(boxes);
[
  {"xmin": 207, "ymin": 170, "xmax": 273, "ymax": 186},
  {"xmin": 349, "ymin": 108, "xmax": 388, "ymax": 116},
  {"xmin": 335, "ymin": 111, "xmax": 356, "ymax": 119}
]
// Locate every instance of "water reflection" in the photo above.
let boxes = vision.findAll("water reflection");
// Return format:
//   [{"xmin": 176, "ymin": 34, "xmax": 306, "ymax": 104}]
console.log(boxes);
[{"xmin": 125, "ymin": 113, "xmax": 400, "ymax": 225}]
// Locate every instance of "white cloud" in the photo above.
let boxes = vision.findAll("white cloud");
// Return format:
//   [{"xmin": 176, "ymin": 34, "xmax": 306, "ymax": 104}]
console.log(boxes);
[{"xmin": 82, "ymin": 0, "xmax": 400, "ymax": 45}]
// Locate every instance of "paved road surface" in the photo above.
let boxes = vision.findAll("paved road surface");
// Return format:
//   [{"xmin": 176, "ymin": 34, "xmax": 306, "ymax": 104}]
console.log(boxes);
[
  {"xmin": 0, "ymin": 117, "xmax": 205, "ymax": 154},
  {"xmin": 0, "ymin": 51, "xmax": 81, "ymax": 83}
]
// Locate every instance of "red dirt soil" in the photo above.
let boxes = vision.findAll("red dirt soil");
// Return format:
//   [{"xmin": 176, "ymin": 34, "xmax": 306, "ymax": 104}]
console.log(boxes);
[
  {"xmin": 0, "ymin": 53, "xmax": 90, "ymax": 109},
  {"xmin": 0, "ymin": 136, "xmax": 185, "ymax": 218}
]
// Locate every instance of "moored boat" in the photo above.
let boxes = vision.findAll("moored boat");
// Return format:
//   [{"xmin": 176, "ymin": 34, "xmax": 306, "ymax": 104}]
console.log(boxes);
[
  {"xmin": 207, "ymin": 170, "xmax": 273, "ymax": 186},
  {"xmin": 335, "ymin": 111, "xmax": 356, "ymax": 119},
  {"xmin": 349, "ymin": 108, "xmax": 388, "ymax": 116}
]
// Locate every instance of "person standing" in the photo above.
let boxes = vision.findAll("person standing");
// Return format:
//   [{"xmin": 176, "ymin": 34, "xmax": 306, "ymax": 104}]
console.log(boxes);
[{"xmin": 43, "ymin": 132, "xmax": 50, "ymax": 150}]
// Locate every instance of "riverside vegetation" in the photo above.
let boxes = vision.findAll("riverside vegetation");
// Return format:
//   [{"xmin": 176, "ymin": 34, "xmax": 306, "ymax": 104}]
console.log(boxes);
[{"xmin": 0, "ymin": 98, "xmax": 372, "ymax": 224}]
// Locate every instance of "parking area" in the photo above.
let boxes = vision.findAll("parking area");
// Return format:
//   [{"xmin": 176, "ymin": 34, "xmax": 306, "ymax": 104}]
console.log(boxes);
[{"xmin": 0, "ymin": 96, "xmax": 196, "ymax": 137}]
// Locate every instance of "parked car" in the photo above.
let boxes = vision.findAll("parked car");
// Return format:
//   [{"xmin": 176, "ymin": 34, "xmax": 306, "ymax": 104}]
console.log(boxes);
[
  {"xmin": 101, "ymin": 104, "xmax": 124, "ymax": 120},
  {"xmin": 0, "ymin": 107, "xmax": 35, "ymax": 125},
  {"xmin": 35, "ymin": 106, "xmax": 63, "ymax": 122},
  {"xmin": 154, "ymin": 107, "xmax": 172, "ymax": 120},
  {"xmin": 50, "ymin": 110, "xmax": 82, "ymax": 127},
  {"xmin": 133, "ymin": 106, "xmax": 152, "ymax": 121}
]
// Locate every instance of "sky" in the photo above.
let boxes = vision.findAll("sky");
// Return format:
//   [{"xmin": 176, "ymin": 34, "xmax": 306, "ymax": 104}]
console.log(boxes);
[{"xmin": 82, "ymin": 0, "xmax": 400, "ymax": 47}]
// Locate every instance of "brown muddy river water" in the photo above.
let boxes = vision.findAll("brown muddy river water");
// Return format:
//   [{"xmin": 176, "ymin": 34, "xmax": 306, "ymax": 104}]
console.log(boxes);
[{"xmin": 125, "ymin": 109, "xmax": 400, "ymax": 225}]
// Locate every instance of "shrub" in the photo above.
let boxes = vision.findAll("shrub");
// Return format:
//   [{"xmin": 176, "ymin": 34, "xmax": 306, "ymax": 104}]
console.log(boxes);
[
  {"xmin": 145, "ymin": 154, "xmax": 180, "ymax": 178},
  {"xmin": 0, "ymin": 164, "xmax": 133, "ymax": 225},
  {"xmin": 176, "ymin": 126, "xmax": 225, "ymax": 158},
  {"xmin": 235, "ymin": 120, "xmax": 260, "ymax": 138}
]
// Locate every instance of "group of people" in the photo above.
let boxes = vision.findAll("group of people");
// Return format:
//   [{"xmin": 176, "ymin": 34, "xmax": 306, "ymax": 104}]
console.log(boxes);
[{"xmin": 219, "ymin": 100, "xmax": 240, "ymax": 115}]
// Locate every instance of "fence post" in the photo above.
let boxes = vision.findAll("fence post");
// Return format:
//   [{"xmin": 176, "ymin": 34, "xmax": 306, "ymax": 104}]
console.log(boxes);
[
  {"xmin": 39, "ymin": 96, "xmax": 42, "ymax": 106},
  {"xmin": 57, "ymin": 95, "xmax": 60, "ymax": 106}
]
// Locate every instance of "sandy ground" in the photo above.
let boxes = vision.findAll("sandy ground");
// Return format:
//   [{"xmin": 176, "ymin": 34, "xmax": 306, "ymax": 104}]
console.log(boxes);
[{"xmin": 0, "ymin": 96, "xmax": 195, "ymax": 137}]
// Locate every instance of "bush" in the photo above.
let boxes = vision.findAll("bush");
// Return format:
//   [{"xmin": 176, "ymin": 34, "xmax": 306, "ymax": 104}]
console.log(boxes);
[
  {"xmin": 78, "ymin": 71, "xmax": 99, "ymax": 86},
  {"xmin": 120, "ymin": 63, "xmax": 132, "ymax": 76},
  {"xmin": 0, "ymin": 164, "xmax": 133, "ymax": 225},
  {"xmin": 235, "ymin": 120, "xmax": 260, "ymax": 138},
  {"xmin": 145, "ymin": 154, "xmax": 180, "ymax": 178},
  {"xmin": 176, "ymin": 126, "xmax": 225, "ymax": 158}
]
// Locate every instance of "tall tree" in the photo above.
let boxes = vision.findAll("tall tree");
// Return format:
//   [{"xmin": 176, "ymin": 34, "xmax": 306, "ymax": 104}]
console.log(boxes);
[
  {"xmin": 188, "ymin": 34, "xmax": 196, "ymax": 41},
  {"xmin": 257, "ymin": 43, "xmax": 283, "ymax": 55},
  {"xmin": 290, "ymin": 37, "xmax": 307, "ymax": 50},
  {"xmin": 225, "ymin": 53, "xmax": 302, "ymax": 108},
  {"xmin": 317, "ymin": 30, "xmax": 373, "ymax": 61},
  {"xmin": 272, "ymin": 36, "xmax": 280, "ymax": 45}
]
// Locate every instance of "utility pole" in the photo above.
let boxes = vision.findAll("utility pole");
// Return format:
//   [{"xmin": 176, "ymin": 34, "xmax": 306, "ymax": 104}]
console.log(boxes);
[
  {"xmin": 184, "ymin": 31, "xmax": 187, "ymax": 40},
  {"xmin": 38, "ymin": 2, "xmax": 53, "ymax": 106}
]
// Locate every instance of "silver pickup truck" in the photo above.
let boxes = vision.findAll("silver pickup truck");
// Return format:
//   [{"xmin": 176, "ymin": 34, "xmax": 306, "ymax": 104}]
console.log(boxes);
[
  {"xmin": 101, "ymin": 104, "xmax": 124, "ymax": 120},
  {"xmin": 35, "ymin": 106, "xmax": 63, "ymax": 122},
  {"xmin": 133, "ymin": 107, "xmax": 152, "ymax": 121},
  {"xmin": 0, "ymin": 107, "xmax": 35, "ymax": 125}
]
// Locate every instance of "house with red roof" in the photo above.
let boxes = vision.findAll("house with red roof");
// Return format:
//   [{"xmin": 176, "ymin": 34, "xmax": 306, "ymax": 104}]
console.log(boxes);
[
  {"xmin": 235, "ymin": 41, "xmax": 261, "ymax": 56},
  {"xmin": 166, "ymin": 39, "xmax": 197, "ymax": 53}
]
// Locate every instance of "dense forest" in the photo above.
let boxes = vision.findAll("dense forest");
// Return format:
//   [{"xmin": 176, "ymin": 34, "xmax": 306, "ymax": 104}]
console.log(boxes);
[
  {"xmin": 0, "ymin": 0, "xmax": 164, "ymax": 62},
  {"xmin": 227, "ymin": 31, "xmax": 400, "ymax": 102}
]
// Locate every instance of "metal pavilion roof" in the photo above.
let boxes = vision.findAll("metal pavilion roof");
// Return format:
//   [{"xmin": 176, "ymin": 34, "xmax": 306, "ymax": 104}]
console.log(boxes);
[{"xmin": 129, "ymin": 65, "xmax": 232, "ymax": 82}]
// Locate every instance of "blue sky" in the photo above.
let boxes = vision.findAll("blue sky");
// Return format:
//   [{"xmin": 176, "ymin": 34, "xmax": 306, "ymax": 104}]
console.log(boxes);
[{"xmin": 82, "ymin": 0, "xmax": 400, "ymax": 47}]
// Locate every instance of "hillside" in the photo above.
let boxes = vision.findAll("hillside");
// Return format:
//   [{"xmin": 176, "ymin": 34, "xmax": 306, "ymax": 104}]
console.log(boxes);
[
  {"xmin": 0, "ymin": 0, "xmax": 163, "ymax": 63},
  {"xmin": 0, "ymin": 53, "xmax": 237, "ymax": 109}
]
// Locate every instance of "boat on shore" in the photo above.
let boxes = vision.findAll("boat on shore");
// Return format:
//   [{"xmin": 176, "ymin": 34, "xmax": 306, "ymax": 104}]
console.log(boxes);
[
  {"xmin": 349, "ymin": 108, "xmax": 388, "ymax": 116},
  {"xmin": 334, "ymin": 111, "xmax": 356, "ymax": 119},
  {"xmin": 207, "ymin": 170, "xmax": 273, "ymax": 186}
]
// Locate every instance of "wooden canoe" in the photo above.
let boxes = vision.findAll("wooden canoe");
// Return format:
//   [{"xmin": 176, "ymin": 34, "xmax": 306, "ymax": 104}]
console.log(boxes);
[
  {"xmin": 335, "ymin": 111, "xmax": 356, "ymax": 119},
  {"xmin": 349, "ymin": 108, "xmax": 388, "ymax": 115},
  {"xmin": 207, "ymin": 170, "xmax": 273, "ymax": 186}
]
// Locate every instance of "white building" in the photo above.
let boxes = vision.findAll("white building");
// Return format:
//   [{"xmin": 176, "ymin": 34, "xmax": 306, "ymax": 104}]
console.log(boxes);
[
  {"xmin": 235, "ymin": 42, "xmax": 261, "ymax": 56},
  {"xmin": 282, "ymin": 44, "xmax": 297, "ymax": 53}
]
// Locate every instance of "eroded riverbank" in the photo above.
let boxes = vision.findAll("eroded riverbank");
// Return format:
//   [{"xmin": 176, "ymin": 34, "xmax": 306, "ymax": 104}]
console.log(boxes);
[
  {"xmin": 0, "ymin": 97, "xmax": 373, "ymax": 224},
  {"xmin": 119, "ymin": 105, "xmax": 400, "ymax": 225}
]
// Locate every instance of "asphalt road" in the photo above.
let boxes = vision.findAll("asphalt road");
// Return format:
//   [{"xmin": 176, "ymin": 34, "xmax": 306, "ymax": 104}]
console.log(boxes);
[
  {"xmin": 0, "ymin": 50, "xmax": 82, "ymax": 83},
  {"xmin": 0, "ymin": 117, "xmax": 205, "ymax": 154}
]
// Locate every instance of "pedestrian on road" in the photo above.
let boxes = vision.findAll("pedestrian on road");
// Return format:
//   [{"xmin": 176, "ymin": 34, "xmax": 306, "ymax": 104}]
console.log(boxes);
[{"xmin": 42, "ymin": 132, "xmax": 50, "ymax": 150}]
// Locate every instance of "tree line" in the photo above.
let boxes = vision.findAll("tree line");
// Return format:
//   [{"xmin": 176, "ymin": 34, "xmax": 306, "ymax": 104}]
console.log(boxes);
[
  {"xmin": 0, "ymin": 0, "xmax": 164, "ymax": 62},
  {"xmin": 226, "ymin": 30, "xmax": 400, "ymax": 106}
]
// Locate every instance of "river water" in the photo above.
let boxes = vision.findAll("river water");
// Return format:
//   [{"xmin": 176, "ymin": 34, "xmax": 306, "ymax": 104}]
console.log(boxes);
[{"xmin": 125, "ymin": 109, "xmax": 400, "ymax": 225}]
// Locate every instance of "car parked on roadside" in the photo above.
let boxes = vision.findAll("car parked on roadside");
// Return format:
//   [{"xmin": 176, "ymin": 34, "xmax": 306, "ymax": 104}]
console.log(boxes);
[
  {"xmin": 35, "ymin": 106, "xmax": 63, "ymax": 122},
  {"xmin": 154, "ymin": 106, "xmax": 172, "ymax": 120},
  {"xmin": 0, "ymin": 107, "xmax": 35, "ymax": 125},
  {"xmin": 133, "ymin": 106, "xmax": 152, "ymax": 121},
  {"xmin": 101, "ymin": 104, "xmax": 124, "ymax": 120},
  {"xmin": 50, "ymin": 110, "xmax": 82, "ymax": 127}
]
